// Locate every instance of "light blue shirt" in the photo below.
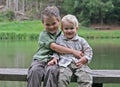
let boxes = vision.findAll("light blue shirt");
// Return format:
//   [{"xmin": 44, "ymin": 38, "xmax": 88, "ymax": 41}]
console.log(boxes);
[{"xmin": 53, "ymin": 34, "xmax": 93, "ymax": 67}]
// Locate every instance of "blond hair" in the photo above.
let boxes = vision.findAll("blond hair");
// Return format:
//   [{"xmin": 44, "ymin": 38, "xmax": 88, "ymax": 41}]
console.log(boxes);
[
  {"xmin": 41, "ymin": 6, "xmax": 60, "ymax": 23},
  {"xmin": 61, "ymin": 14, "xmax": 79, "ymax": 27}
]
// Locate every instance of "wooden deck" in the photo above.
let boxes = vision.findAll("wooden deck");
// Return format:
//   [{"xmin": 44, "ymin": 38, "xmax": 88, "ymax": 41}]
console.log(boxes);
[{"xmin": 0, "ymin": 68, "xmax": 120, "ymax": 87}]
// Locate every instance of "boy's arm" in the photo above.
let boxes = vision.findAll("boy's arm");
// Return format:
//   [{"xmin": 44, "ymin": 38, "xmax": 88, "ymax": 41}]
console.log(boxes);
[
  {"xmin": 82, "ymin": 39, "xmax": 93, "ymax": 63},
  {"xmin": 47, "ymin": 57, "xmax": 58, "ymax": 65},
  {"xmin": 50, "ymin": 43, "xmax": 83, "ymax": 58},
  {"xmin": 75, "ymin": 57, "xmax": 88, "ymax": 68},
  {"xmin": 48, "ymin": 52, "xmax": 59, "ymax": 66},
  {"xmin": 75, "ymin": 38, "xmax": 93, "ymax": 68}
]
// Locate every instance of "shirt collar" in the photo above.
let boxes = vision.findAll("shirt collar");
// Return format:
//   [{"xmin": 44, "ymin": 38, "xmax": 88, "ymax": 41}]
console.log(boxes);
[
  {"xmin": 63, "ymin": 34, "xmax": 79, "ymax": 41},
  {"xmin": 47, "ymin": 29, "xmax": 61, "ymax": 36}
]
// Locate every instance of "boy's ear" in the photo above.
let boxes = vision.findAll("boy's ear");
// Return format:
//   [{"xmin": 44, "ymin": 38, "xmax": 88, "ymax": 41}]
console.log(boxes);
[
  {"xmin": 57, "ymin": 18, "xmax": 60, "ymax": 22},
  {"xmin": 76, "ymin": 27, "xmax": 79, "ymax": 30},
  {"xmin": 41, "ymin": 19, "xmax": 44, "ymax": 24},
  {"xmin": 61, "ymin": 24, "xmax": 63, "ymax": 30}
]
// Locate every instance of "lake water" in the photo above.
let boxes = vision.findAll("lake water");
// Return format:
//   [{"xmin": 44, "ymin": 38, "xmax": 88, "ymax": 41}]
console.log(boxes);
[{"xmin": 0, "ymin": 39, "xmax": 120, "ymax": 87}]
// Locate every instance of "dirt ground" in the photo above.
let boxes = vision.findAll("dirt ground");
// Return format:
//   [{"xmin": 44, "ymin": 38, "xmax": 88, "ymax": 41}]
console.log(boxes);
[{"xmin": 90, "ymin": 24, "xmax": 120, "ymax": 30}]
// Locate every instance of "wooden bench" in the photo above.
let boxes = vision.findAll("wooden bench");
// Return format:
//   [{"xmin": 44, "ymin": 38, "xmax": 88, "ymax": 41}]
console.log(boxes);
[
  {"xmin": 95, "ymin": 27, "xmax": 111, "ymax": 30},
  {"xmin": 0, "ymin": 68, "xmax": 120, "ymax": 87}
]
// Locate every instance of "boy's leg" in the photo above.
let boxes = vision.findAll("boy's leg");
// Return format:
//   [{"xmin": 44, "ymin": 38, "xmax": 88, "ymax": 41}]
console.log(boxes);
[
  {"xmin": 44, "ymin": 65, "xmax": 59, "ymax": 87},
  {"xmin": 75, "ymin": 68, "xmax": 93, "ymax": 87},
  {"xmin": 58, "ymin": 67, "xmax": 73, "ymax": 87},
  {"xmin": 27, "ymin": 60, "xmax": 45, "ymax": 87}
]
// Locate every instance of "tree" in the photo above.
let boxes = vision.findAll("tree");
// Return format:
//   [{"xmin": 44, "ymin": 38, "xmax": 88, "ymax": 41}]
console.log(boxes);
[
  {"xmin": 88, "ymin": 0, "xmax": 114, "ymax": 24},
  {"xmin": 61, "ymin": 0, "xmax": 115, "ymax": 26},
  {"xmin": 107, "ymin": 0, "xmax": 120, "ymax": 24}
]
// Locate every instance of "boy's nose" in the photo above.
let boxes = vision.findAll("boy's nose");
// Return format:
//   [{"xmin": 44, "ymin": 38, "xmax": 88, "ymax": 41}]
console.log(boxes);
[
  {"xmin": 67, "ymin": 29, "xmax": 72, "ymax": 32},
  {"xmin": 49, "ymin": 25, "xmax": 54, "ymax": 29}
]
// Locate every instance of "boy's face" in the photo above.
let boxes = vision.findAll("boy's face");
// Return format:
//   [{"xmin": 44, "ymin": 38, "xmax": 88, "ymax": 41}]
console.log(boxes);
[
  {"xmin": 43, "ymin": 16, "xmax": 60, "ymax": 34},
  {"xmin": 62, "ymin": 21, "xmax": 78, "ymax": 39}
]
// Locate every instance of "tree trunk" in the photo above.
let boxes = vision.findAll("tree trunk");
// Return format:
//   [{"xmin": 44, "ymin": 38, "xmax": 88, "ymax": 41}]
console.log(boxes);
[
  {"xmin": 22, "ymin": 0, "xmax": 25, "ymax": 12},
  {"xmin": 36, "ymin": 0, "xmax": 39, "ymax": 12},
  {"xmin": 6, "ymin": 0, "xmax": 9, "ymax": 8},
  {"xmin": 14, "ymin": 0, "xmax": 18, "ymax": 11}
]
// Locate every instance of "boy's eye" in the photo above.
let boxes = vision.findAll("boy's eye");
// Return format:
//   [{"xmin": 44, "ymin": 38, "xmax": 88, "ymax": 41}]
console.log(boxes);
[
  {"xmin": 65, "ymin": 28, "xmax": 68, "ymax": 30},
  {"xmin": 52, "ymin": 22, "xmax": 56, "ymax": 25},
  {"xmin": 64, "ymin": 27, "xmax": 74, "ymax": 30},
  {"xmin": 46, "ymin": 24, "xmax": 50, "ymax": 26},
  {"xmin": 70, "ymin": 27, "xmax": 74, "ymax": 30},
  {"xmin": 45, "ymin": 22, "xmax": 56, "ymax": 26}
]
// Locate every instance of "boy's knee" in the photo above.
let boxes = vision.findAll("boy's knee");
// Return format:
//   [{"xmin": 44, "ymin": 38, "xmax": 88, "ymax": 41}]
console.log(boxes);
[
  {"xmin": 28, "ymin": 66, "xmax": 44, "ymax": 77},
  {"xmin": 58, "ymin": 77, "xmax": 70, "ymax": 87},
  {"xmin": 77, "ymin": 73, "xmax": 93, "ymax": 84},
  {"xmin": 47, "ymin": 65, "xmax": 59, "ymax": 74}
]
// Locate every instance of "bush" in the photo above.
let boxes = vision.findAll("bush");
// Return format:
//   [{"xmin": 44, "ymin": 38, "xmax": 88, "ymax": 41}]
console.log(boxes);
[
  {"xmin": 80, "ymin": 19, "xmax": 90, "ymax": 27},
  {"xmin": 0, "ymin": 10, "xmax": 15, "ymax": 22},
  {"xmin": 0, "ymin": 13, "xmax": 6, "ymax": 21},
  {"xmin": 5, "ymin": 10, "xmax": 15, "ymax": 21}
]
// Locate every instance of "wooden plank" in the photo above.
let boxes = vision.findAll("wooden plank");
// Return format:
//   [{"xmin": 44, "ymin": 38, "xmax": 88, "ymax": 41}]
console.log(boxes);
[
  {"xmin": 0, "ymin": 68, "xmax": 120, "ymax": 84},
  {"xmin": 0, "ymin": 68, "xmax": 27, "ymax": 81},
  {"xmin": 92, "ymin": 70, "xmax": 120, "ymax": 83}
]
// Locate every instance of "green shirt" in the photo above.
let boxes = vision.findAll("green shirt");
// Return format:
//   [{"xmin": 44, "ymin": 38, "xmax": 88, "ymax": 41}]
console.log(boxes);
[{"xmin": 33, "ymin": 30, "xmax": 61, "ymax": 62}]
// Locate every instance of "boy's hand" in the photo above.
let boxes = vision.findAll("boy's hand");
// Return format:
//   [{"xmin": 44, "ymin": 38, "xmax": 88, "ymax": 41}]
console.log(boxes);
[
  {"xmin": 72, "ymin": 50, "xmax": 83, "ymax": 59},
  {"xmin": 75, "ymin": 57, "xmax": 88, "ymax": 68},
  {"xmin": 47, "ymin": 58, "xmax": 58, "ymax": 66}
]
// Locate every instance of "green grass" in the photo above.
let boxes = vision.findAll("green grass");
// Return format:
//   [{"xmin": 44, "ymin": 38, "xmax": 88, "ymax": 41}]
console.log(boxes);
[
  {"xmin": 78, "ymin": 26, "xmax": 120, "ymax": 39},
  {"xmin": 0, "ymin": 20, "xmax": 43, "ymax": 33},
  {"xmin": 0, "ymin": 20, "xmax": 120, "ymax": 40},
  {"xmin": 0, "ymin": 20, "xmax": 43, "ymax": 40}
]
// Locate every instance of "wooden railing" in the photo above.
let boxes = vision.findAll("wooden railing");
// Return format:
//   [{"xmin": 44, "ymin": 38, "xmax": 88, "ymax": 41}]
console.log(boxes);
[{"xmin": 0, "ymin": 68, "xmax": 120, "ymax": 87}]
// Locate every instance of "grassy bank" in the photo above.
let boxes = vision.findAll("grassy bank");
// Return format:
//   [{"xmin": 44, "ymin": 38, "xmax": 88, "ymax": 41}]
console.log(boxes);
[
  {"xmin": 0, "ymin": 20, "xmax": 120, "ymax": 40},
  {"xmin": 78, "ymin": 27, "xmax": 120, "ymax": 39},
  {"xmin": 0, "ymin": 20, "xmax": 42, "ymax": 40}
]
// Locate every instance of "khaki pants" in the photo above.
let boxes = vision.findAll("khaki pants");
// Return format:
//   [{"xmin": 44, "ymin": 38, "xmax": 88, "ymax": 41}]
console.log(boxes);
[
  {"xmin": 27, "ymin": 59, "xmax": 59, "ymax": 87},
  {"xmin": 58, "ymin": 63, "xmax": 92, "ymax": 87}
]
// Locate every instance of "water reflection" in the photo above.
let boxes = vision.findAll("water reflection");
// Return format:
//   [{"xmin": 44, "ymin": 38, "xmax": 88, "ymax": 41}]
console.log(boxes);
[
  {"xmin": 91, "ymin": 44, "xmax": 120, "ymax": 69},
  {"xmin": 0, "ymin": 39, "xmax": 120, "ymax": 69},
  {"xmin": 0, "ymin": 39, "xmax": 120, "ymax": 87},
  {"xmin": 0, "ymin": 41, "xmax": 37, "ymax": 68}
]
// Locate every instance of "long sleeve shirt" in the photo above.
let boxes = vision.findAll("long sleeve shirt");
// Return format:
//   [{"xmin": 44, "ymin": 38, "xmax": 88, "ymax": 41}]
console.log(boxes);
[
  {"xmin": 53, "ymin": 34, "xmax": 93, "ymax": 67},
  {"xmin": 33, "ymin": 30, "xmax": 61, "ymax": 62}
]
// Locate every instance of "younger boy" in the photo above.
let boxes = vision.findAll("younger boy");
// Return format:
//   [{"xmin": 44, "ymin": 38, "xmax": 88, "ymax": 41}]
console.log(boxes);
[
  {"xmin": 48, "ymin": 14, "xmax": 93, "ymax": 87},
  {"xmin": 27, "ymin": 6, "xmax": 83, "ymax": 87}
]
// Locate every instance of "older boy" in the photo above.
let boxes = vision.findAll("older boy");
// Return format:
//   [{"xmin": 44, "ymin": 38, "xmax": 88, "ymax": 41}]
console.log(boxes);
[
  {"xmin": 27, "ymin": 6, "xmax": 83, "ymax": 87},
  {"xmin": 48, "ymin": 14, "xmax": 93, "ymax": 87}
]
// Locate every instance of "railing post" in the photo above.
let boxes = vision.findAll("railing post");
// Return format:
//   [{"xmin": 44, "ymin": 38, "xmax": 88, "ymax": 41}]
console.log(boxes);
[{"xmin": 92, "ymin": 83, "xmax": 103, "ymax": 87}]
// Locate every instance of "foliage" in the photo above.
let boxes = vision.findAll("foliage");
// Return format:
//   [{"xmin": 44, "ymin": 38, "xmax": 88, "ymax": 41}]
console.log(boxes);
[
  {"xmin": 106, "ymin": 0, "xmax": 120, "ymax": 24},
  {"xmin": 0, "ymin": 0, "xmax": 119, "ymax": 26},
  {"xmin": 0, "ymin": 13, "xmax": 6, "ymax": 22},
  {"xmin": 61, "ymin": 0, "xmax": 119, "ymax": 26},
  {"xmin": 4, "ymin": 10, "xmax": 15, "ymax": 21},
  {"xmin": 0, "ymin": 10, "xmax": 15, "ymax": 22}
]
